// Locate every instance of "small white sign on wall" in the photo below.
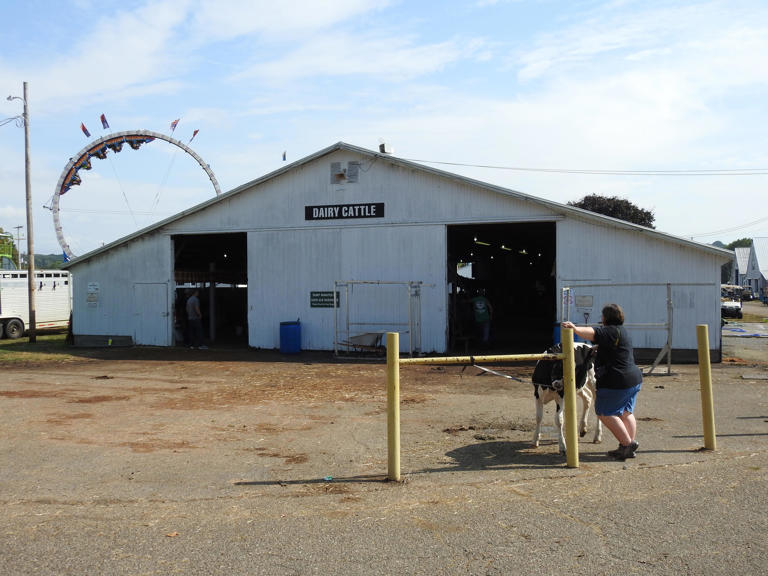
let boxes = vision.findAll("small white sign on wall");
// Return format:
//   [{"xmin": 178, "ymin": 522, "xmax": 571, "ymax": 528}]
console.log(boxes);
[
  {"xmin": 575, "ymin": 295, "xmax": 593, "ymax": 308},
  {"xmin": 575, "ymin": 294, "xmax": 594, "ymax": 324},
  {"xmin": 87, "ymin": 282, "xmax": 100, "ymax": 308}
]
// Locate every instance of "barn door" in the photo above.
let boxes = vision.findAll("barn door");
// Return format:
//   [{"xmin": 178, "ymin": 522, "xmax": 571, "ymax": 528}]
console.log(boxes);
[{"xmin": 133, "ymin": 283, "xmax": 169, "ymax": 346}]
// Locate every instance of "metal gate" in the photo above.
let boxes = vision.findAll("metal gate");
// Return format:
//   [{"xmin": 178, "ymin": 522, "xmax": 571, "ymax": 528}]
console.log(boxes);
[
  {"xmin": 334, "ymin": 280, "xmax": 423, "ymax": 357},
  {"xmin": 560, "ymin": 282, "xmax": 717, "ymax": 375}
]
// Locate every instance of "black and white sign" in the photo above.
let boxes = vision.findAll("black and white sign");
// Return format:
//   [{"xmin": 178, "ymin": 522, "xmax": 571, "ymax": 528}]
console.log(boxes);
[
  {"xmin": 305, "ymin": 202, "xmax": 384, "ymax": 221},
  {"xmin": 310, "ymin": 291, "xmax": 340, "ymax": 308}
]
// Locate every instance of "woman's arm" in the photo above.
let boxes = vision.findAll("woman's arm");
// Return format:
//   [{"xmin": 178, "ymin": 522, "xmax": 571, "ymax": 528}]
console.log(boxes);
[{"xmin": 560, "ymin": 321, "xmax": 595, "ymax": 342}]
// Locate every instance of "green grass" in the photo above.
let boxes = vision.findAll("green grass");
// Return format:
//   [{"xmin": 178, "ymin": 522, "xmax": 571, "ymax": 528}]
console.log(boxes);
[
  {"xmin": 741, "ymin": 311, "xmax": 768, "ymax": 323},
  {"xmin": 0, "ymin": 332, "xmax": 79, "ymax": 364}
]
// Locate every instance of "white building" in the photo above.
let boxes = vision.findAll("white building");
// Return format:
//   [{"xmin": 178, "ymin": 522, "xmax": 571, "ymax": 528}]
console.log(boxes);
[
  {"xmin": 63, "ymin": 142, "xmax": 731, "ymax": 361},
  {"xmin": 734, "ymin": 246, "xmax": 750, "ymax": 286},
  {"xmin": 750, "ymin": 238, "xmax": 768, "ymax": 297}
]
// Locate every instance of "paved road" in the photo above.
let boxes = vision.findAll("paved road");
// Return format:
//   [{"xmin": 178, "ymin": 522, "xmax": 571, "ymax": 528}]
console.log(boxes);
[{"xmin": 1, "ymin": 336, "xmax": 766, "ymax": 575}]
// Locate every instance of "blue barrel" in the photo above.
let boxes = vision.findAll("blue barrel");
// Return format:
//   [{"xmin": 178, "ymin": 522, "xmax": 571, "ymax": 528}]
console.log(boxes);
[{"xmin": 280, "ymin": 321, "xmax": 301, "ymax": 354}]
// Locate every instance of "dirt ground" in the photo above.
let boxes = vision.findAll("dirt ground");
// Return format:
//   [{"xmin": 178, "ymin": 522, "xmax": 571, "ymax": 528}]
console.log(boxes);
[{"xmin": 1, "ymin": 319, "xmax": 766, "ymax": 575}]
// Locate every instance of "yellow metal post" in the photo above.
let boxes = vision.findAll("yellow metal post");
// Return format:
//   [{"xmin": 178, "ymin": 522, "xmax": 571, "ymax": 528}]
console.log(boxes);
[
  {"xmin": 696, "ymin": 324, "xmax": 717, "ymax": 451},
  {"xmin": 562, "ymin": 327, "xmax": 579, "ymax": 468},
  {"xmin": 386, "ymin": 332, "xmax": 401, "ymax": 481}
]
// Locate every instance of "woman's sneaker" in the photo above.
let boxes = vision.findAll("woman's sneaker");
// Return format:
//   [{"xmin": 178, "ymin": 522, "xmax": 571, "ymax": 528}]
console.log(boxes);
[{"xmin": 608, "ymin": 441, "xmax": 639, "ymax": 460}]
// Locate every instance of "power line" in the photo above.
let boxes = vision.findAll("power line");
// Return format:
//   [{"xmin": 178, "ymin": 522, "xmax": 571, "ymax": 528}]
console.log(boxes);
[
  {"xmin": 403, "ymin": 157, "xmax": 768, "ymax": 176},
  {"xmin": 59, "ymin": 207, "xmax": 169, "ymax": 216},
  {"xmin": 687, "ymin": 215, "xmax": 768, "ymax": 238},
  {"xmin": 1, "ymin": 115, "xmax": 24, "ymax": 128}
]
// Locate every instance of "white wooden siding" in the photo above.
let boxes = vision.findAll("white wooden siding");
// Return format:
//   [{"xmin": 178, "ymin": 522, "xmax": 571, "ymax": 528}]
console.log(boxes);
[
  {"xmin": 71, "ymin": 234, "xmax": 172, "ymax": 344},
  {"xmin": 165, "ymin": 150, "xmax": 555, "ymax": 234},
  {"xmin": 557, "ymin": 218, "xmax": 722, "ymax": 350},
  {"xmin": 248, "ymin": 225, "xmax": 446, "ymax": 352},
  {"xmin": 67, "ymin": 144, "xmax": 729, "ymax": 354}
]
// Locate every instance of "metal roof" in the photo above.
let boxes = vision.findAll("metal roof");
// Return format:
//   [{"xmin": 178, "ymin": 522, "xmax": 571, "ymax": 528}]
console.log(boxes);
[
  {"xmin": 63, "ymin": 141, "xmax": 733, "ymax": 268},
  {"xmin": 752, "ymin": 237, "xmax": 768, "ymax": 279},
  {"xmin": 735, "ymin": 246, "xmax": 750, "ymax": 272}
]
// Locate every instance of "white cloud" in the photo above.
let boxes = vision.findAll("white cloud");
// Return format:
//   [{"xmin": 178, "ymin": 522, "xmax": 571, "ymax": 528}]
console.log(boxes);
[
  {"xmin": 0, "ymin": 1, "xmax": 192, "ymax": 114},
  {"xmin": 516, "ymin": 1, "xmax": 768, "ymax": 91},
  {"xmin": 4, "ymin": 0, "xmax": 768, "ymax": 250},
  {"xmin": 189, "ymin": 0, "xmax": 391, "ymax": 42},
  {"xmin": 237, "ymin": 33, "xmax": 488, "ymax": 83}
]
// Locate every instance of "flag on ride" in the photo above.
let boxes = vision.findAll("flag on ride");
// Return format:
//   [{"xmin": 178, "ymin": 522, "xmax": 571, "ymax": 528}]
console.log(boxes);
[
  {"xmin": 189, "ymin": 129, "xmax": 199, "ymax": 143},
  {"xmin": 80, "ymin": 123, "xmax": 91, "ymax": 137},
  {"xmin": 100, "ymin": 114, "xmax": 109, "ymax": 129},
  {"xmin": 170, "ymin": 118, "xmax": 180, "ymax": 133}
]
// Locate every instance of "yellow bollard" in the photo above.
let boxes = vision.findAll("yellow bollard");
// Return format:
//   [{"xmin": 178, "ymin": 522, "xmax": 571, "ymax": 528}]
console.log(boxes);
[
  {"xmin": 696, "ymin": 324, "xmax": 717, "ymax": 451},
  {"xmin": 386, "ymin": 332, "xmax": 401, "ymax": 481},
  {"xmin": 561, "ymin": 327, "xmax": 579, "ymax": 468}
]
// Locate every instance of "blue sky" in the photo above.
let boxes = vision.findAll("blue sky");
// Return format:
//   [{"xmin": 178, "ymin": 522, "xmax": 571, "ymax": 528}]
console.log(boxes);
[{"xmin": 2, "ymin": 0, "xmax": 767, "ymax": 257}]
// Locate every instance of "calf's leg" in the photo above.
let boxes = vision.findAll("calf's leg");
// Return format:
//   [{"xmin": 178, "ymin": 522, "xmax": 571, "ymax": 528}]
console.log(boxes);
[{"xmin": 532, "ymin": 394, "xmax": 544, "ymax": 448}]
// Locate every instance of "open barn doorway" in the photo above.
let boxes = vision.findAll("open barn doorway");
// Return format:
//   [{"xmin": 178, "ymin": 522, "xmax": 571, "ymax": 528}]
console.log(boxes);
[
  {"xmin": 173, "ymin": 233, "xmax": 248, "ymax": 347},
  {"xmin": 448, "ymin": 222, "xmax": 556, "ymax": 353}
]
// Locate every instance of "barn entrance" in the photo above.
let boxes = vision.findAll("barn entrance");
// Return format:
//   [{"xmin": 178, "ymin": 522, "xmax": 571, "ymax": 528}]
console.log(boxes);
[
  {"xmin": 172, "ymin": 233, "xmax": 248, "ymax": 347},
  {"xmin": 447, "ymin": 222, "xmax": 556, "ymax": 353}
]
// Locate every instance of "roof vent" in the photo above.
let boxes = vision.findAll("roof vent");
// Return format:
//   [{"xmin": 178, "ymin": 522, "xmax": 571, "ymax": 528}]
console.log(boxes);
[
  {"xmin": 379, "ymin": 142, "xmax": 393, "ymax": 154},
  {"xmin": 330, "ymin": 161, "xmax": 346, "ymax": 183}
]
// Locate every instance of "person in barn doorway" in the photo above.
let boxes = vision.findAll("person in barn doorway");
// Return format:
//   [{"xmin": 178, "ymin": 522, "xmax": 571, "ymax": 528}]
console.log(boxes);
[
  {"xmin": 471, "ymin": 289, "xmax": 494, "ymax": 347},
  {"xmin": 186, "ymin": 289, "xmax": 207, "ymax": 349},
  {"xmin": 561, "ymin": 303, "xmax": 643, "ymax": 460}
]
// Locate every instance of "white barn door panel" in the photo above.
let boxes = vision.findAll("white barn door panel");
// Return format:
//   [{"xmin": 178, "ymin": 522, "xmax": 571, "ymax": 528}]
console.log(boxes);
[{"xmin": 133, "ymin": 283, "xmax": 169, "ymax": 346}]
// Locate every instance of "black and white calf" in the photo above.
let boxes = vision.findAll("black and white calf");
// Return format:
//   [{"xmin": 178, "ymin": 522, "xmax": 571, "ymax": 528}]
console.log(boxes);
[{"xmin": 531, "ymin": 342, "xmax": 603, "ymax": 453}]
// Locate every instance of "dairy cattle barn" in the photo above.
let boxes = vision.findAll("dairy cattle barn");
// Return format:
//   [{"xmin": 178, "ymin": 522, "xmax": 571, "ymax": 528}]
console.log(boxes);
[{"xmin": 63, "ymin": 142, "xmax": 731, "ymax": 362}]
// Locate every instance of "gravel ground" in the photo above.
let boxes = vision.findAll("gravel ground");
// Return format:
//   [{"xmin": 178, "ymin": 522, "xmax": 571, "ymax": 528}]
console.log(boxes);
[{"xmin": 1, "ymin": 330, "xmax": 766, "ymax": 575}]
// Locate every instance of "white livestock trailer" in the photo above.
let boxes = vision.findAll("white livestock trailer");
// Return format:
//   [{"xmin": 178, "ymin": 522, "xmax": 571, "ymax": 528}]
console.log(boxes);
[{"xmin": 0, "ymin": 270, "xmax": 72, "ymax": 338}]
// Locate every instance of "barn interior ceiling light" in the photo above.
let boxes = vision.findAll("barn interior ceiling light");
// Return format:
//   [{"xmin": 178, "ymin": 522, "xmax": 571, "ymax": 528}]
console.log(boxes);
[
  {"xmin": 501, "ymin": 245, "xmax": 512, "ymax": 251},
  {"xmin": 474, "ymin": 239, "xmax": 490, "ymax": 246},
  {"xmin": 519, "ymin": 249, "xmax": 528, "ymax": 255}
]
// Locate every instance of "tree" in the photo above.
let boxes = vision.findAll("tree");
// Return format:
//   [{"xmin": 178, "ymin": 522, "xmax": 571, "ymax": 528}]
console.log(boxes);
[
  {"xmin": 34, "ymin": 254, "xmax": 65, "ymax": 269},
  {"xmin": 725, "ymin": 238, "xmax": 752, "ymax": 250},
  {"xmin": 567, "ymin": 194, "xmax": 655, "ymax": 228},
  {"xmin": 0, "ymin": 227, "xmax": 19, "ymax": 269}
]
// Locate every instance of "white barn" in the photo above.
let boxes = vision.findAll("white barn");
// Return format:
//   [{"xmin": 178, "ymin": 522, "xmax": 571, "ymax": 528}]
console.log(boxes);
[
  {"xmin": 734, "ymin": 246, "xmax": 750, "ymax": 287},
  {"xmin": 747, "ymin": 238, "xmax": 768, "ymax": 298},
  {"xmin": 63, "ymin": 142, "xmax": 731, "ymax": 361}
]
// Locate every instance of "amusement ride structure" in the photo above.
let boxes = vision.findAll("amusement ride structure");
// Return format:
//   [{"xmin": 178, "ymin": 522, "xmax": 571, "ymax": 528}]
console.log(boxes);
[{"xmin": 51, "ymin": 129, "xmax": 221, "ymax": 260}]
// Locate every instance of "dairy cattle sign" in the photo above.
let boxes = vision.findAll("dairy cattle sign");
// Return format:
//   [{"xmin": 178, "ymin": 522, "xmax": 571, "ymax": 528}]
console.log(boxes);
[{"xmin": 305, "ymin": 203, "xmax": 384, "ymax": 221}]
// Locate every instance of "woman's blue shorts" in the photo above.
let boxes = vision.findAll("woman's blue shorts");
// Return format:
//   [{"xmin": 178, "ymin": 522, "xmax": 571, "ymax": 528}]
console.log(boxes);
[{"xmin": 595, "ymin": 384, "xmax": 641, "ymax": 416}]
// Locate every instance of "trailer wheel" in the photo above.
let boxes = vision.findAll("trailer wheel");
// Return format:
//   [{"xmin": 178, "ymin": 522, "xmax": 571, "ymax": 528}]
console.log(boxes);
[
  {"xmin": 5, "ymin": 319, "xmax": 24, "ymax": 339},
  {"xmin": 0, "ymin": 322, "xmax": 4, "ymax": 339}
]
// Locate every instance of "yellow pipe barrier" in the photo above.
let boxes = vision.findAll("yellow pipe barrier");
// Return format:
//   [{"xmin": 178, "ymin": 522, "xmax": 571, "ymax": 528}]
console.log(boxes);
[
  {"xmin": 386, "ymin": 332, "xmax": 401, "ymax": 481},
  {"xmin": 386, "ymin": 332, "xmax": 581, "ymax": 478},
  {"xmin": 561, "ymin": 327, "xmax": 579, "ymax": 468},
  {"xmin": 399, "ymin": 353, "xmax": 561, "ymax": 365},
  {"xmin": 696, "ymin": 324, "xmax": 717, "ymax": 451}
]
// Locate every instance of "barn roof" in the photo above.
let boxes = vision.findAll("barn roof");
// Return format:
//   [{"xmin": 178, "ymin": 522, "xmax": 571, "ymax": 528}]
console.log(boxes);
[
  {"xmin": 734, "ymin": 246, "xmax": 750, "ymax": 272},
  {"xmin": 753, "ymin": 237, "xmax": 768, "ymax": 279},
  {"xmin": 63, "ymin": 141, "xmax": 732, "ymax": 268}
]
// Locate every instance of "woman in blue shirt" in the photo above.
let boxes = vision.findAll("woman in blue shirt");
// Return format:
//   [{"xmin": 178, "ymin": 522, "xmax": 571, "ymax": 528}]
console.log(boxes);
[{"xmin": 562, "ymin": 303, "xmax": 643, "ymax": 460}]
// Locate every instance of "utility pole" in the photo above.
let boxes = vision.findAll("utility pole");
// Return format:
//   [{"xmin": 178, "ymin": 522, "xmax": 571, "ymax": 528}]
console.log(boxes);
[
  {"xmin": 23, "ymin": 82, "xmax": 35, "ymax": 342},
  {"xmin": 6, "ymin": 83, "xmax": 35, "ymax": 342},
  {"xmin": 5, "ymin": 82, "xmax": 37, "ymax": 342}
]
